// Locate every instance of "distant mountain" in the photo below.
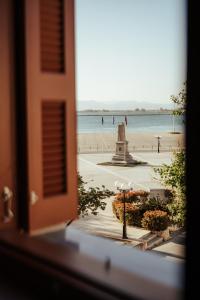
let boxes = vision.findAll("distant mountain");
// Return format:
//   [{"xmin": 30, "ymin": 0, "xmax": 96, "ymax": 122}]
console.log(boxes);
[{"xmin": 77, "ymin": 100, "xmax": 173, "ymax": 111}]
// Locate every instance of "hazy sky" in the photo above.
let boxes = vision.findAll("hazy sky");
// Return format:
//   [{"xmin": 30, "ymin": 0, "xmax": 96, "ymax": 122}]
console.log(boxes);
[{"xmin": 75, "ymin": 0, "xmax": 187, "ymax": 105}]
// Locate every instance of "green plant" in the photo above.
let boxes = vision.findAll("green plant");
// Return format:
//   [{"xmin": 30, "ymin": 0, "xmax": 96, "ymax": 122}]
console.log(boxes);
[
  {"xmin": 126, "ymin": 208, "xmax": 143, "ymax": 227},
  {"xmin": 140, "ymin": 197, "xmax": 170, "ymax": 213},
  {"xmin": 166, "ymin": 195, "xmax": 186, "ymax": 228},
  {"xmin": 112, "ymin": 200, "xmax": 122, "ymax": 219},
  {"xmin": 141, "ymin": 210, "xmax": 169, "ymax": 231},
  {"xmin": 78, "ymin": 173, "xmax": 114, "ymax": 217},
  {"xmin": 164, "ymin": 189, "xmax": 174, "ymax": 199},
  {"xmin": 155, "ymin": 149, "xmax": 186, "ymax": 227},
  {"xmin": 114, "ymin": 190, "xmax": 149, "ymax": 203},
  {"xmin": 155, "ymin": 150, "xmax": 186, "ymax": 197},
  {"xmin": 170, "ymin": 82, "xmax": 186, "ymax": 117},
  {"xmin": 115, "ymin": 191, "xmax": 137, "ymax": 203},
  {"xmin": 112, "ymin": 201, "xmax": 143, "ymax": 227}
]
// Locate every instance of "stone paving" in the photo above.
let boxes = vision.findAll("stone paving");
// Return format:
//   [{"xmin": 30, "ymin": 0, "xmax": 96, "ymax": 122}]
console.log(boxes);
[{"xmin": 78, "ymin": 151, "xmax": 172, "ymax": 192}]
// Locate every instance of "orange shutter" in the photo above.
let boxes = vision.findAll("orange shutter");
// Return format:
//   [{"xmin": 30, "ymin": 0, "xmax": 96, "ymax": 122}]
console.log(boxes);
[
  {"xmin": 0, "ymin": 0, "xmax": 17, "ymax": 230},
  {"xmin": 25, "ymin": 0, "xmax": 77, "ymax": 233}
]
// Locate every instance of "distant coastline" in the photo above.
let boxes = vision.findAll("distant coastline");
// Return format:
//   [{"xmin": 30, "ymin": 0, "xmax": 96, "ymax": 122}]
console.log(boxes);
[{"xmin": 77, "ymin": 109, "xmax": 173, "ymax": 116}]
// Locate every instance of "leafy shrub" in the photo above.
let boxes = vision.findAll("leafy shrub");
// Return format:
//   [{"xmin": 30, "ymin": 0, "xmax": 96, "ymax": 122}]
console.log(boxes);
[
  {"xmin": 112, "ymin": 200, "xmax": 122, "ymax": 219},
  {"xmin": 114, "ymin": 190, "xmax": 149, "ymax": 203},
  {"xmin": 78, "ymin": 173, "xmax": 114, "ymax": 217},
  {"xmin": 112, "ymin": 201, "xmax": 143, "ymax": 227},
  {"xmin": 155, "ymin": 150, "xmax": 185, "ymax": 197},
  {"xmin": 140, "ymin": 197, "xmax": 169, "ymax": 213},
  {"xmin": 141, "ymin": 210, "xmax": 169, "ymax": 231},
  {"xmin": 154, "ymin": 149, "xmax": 186, "ymax": 227},
  {"xmin": 164, "ymin": 189, "xmax": 174, "ymax": 199},
  {"xmin": 115, "ymin": 191, "xmax": 138, "ymax": 203},
  {"xmin": 136, "ymin": 190, "xmax": 149, "ymax": 198},
  {"xmin": 119, "ymin": 205, "xmax": 142, "ymax": 226},
  {"xmin": 166, "ymin": 196, "xmax": 186, "ymax": 228},
  {"xmin": 154, "ymin": 85, "xmax": 186, "ymax": 228}
]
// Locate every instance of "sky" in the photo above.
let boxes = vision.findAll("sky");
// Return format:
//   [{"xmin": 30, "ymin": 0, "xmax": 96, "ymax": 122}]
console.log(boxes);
[{"xmin": 75, "ymin": 0, "xmax": 187, "ymax": 107}]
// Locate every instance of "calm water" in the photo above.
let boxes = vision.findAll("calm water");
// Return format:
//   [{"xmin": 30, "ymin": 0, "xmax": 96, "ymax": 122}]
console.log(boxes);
[{"xmin": 77, "ymin": 114, "xmax": 184, "ymax": 133}]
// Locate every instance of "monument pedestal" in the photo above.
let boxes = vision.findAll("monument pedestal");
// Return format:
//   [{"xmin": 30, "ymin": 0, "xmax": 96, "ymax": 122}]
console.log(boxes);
[
  {"xmin": 112, "ymin": 141, "xmax": 136, "ymax": 164},
  {"xmin": 98, "ymin": 122, "xmax": 146, "ymax": 167}
]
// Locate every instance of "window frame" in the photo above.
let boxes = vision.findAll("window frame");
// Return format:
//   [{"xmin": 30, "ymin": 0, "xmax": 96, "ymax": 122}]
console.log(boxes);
[{"xmin": 1, "ymin": 0, "xmax": 195, "ymax": 298}]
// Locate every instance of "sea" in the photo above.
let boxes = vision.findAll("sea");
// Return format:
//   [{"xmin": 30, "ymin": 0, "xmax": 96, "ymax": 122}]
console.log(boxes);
[{"xmin": 77, "ymin": 113, "xmax": 184, "ymax": 134}]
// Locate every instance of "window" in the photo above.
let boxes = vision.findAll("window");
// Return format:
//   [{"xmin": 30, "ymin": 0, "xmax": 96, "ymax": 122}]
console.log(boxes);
[{"xmin": 0, "ymin": 0, "xmax": 192, "ymax": 299}]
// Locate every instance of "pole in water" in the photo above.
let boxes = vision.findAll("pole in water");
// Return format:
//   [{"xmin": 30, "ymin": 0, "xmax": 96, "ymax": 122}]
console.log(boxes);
[
  {"xmin": 102, "ymin": 116, "xmax": 104, "ymax": 125},
  {"xmin": 113, "ymin": 116, "xmax": 115, "ymax": 124},
  {"xmin": 172, "ymin": 103, "xmax": 175, "ymax": 133},
  {"xmin": 173, "ymin": 115, "xmax": 175, "ymax": 133},
  {"xmin": 125, "ymin": 115, "xmax": 127, "ymax": 126}
]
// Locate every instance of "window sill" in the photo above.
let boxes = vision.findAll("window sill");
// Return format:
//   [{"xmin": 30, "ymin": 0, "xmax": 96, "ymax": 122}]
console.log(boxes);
[{"xmin": 0, "ymin": 227, "xmax": 184, "ymax": 300}]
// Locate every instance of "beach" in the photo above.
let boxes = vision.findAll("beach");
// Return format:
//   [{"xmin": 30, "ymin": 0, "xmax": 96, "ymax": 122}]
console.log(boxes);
[{"xmin": 77, "ymin": 131, "xmax": 185, "ymax": 153}]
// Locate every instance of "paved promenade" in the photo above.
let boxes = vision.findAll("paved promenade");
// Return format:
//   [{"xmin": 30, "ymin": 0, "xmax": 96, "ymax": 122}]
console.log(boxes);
[
  {"xmin": 78, "ymin": 151, "xmax": 172, "ymax": 192},
  {"xmin": 75, "ymin": 152, "xmax": 185, "ymax": 262}
]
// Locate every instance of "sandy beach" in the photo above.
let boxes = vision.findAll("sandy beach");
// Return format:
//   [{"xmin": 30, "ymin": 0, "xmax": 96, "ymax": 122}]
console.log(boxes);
[{"xmin": 77, "ymin": 131, "xmax": 185, "ymax": 153}]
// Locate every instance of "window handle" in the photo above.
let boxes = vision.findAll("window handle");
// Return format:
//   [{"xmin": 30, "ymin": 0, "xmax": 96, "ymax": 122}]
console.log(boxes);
[
  {"xmin": 30, "ymin": 191, "xmax": 39, "ymax": 205},
  {"xmin": 1, "ymin": 186, "xmax": 14, "ymax": 223}
]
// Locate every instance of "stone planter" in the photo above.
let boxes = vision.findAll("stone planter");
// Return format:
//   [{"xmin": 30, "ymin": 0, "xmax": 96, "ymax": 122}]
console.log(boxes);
[{"xmin": 152, "ymin": 227, "xmax": 170, "ymax": 241}]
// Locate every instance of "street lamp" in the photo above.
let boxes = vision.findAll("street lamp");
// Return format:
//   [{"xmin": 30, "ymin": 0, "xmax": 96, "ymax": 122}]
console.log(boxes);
[
  {"xmin": 155, "ymin": 135, "xmax": 162, "ymax": 153},
  {"xmin": 114, "ymin": 181, "xmax": 133, "ymax": 239}
]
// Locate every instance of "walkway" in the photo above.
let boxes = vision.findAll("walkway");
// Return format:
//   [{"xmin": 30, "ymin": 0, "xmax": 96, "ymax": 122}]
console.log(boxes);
[
  {"xmin": 78, "ymin": 151, "xmax": 172, "ymax": 192},
  {"xmin": 76, "ymin": 152, "xmax": 185, "ymax": 262}
]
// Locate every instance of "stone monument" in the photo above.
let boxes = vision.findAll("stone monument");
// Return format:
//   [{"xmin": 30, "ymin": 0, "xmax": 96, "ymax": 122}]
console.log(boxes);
[{"xmin": 112, "ymin": 122, "xmax": 136, "ymax": 164}]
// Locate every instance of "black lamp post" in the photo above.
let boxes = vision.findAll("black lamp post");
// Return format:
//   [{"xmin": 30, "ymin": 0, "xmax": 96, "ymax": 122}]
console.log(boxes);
[
  {"xmin": 122, "ymin": 189, "xmax": 128, "ymax": 239},
  {"xmin": 115, "ymin": 181, "xmax": 132, "ymax": 240},
  {"xmin": 155, "ymin": 135, "xmax": 162, "ymax": 153}
]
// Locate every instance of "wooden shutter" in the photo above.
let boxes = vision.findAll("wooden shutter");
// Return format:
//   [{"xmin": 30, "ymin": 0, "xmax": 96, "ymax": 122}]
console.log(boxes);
[
  {"xmin": 25, "ymin": 0, "xmax": 77, "ymax": 233},
  {"xmin": 0, "ymin": 0, "xmax": 17, "ymax": 230}
]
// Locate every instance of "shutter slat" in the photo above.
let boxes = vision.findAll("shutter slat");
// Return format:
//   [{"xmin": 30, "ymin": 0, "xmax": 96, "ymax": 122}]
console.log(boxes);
[
  {"xmin": 44, "ymin": 179, "xmax": 66, "ymax": 189},
  {"xmin": 43, "ymin": 146, "xmax": 64, "ymax": 154},
  {"xmin": 42, "ymin": 124, "xmax": 64, "ymax": 132},
  {"xmin": 41, "ymin": 55, "xmax": 64, "ymax": 64},
  {"xmin": 42, "ymin": 0, "xmax": 62, "ymax": 9},
  {"xmin": 44, "ymin": 177, "xmax": 65, "ymax": 187},
  {"xmin": 41, "ymin": 47, "xmax": 63, "ymax": 56},
  {"xmin": 43, "ymin": 138, "xmax": 65, "ymax": 144},
  {"xmin": 43, "ymin": 154, "xmax": 65, "ymax": 163},
  {"xmin": 43, "ymin": 161, "xmax": 65, "ymax": 171},
  {"xmin": 43, "ymin": 168, "xmax": 65, "ymax": 179},
  {"xmin": 42, "ymin": 101, "xmax": 66, "ymax": 197},
  {"xmin": 41, "ymin": 6, "xmax": 62, "ymax": 16},
  {"xmin": 43, "ymin": 140, "xmax": 65, "ymax": 148},
  {"xmin": 43, "ymin": 129, "xmax": 65, "ymax": 137},
  {"xmin": 42, "ymin": 62, "xmax": 64, "ymax": 72},
  {"xmin": 41, "ymin": 14, "xmax": 62, "ymax": 24},
  {"xmin": 40, "ymin": 22, "xmax": 62, "ymax": 32},
  {"xmin": 41, "ymin": 30, "xmax": 63, "ymax": 40}
]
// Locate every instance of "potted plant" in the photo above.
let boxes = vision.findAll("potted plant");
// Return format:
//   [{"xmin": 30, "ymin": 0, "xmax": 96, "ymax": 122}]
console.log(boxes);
[{"xmin": 141, "ymin": 210, "xmax": 170, "ymax": 240}]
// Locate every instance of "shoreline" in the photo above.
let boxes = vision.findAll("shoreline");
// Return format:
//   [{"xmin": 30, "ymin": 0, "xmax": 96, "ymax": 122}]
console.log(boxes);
[{"xmin": 77, "ymin": 110, "xmax": 173, "ymax": 116}]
